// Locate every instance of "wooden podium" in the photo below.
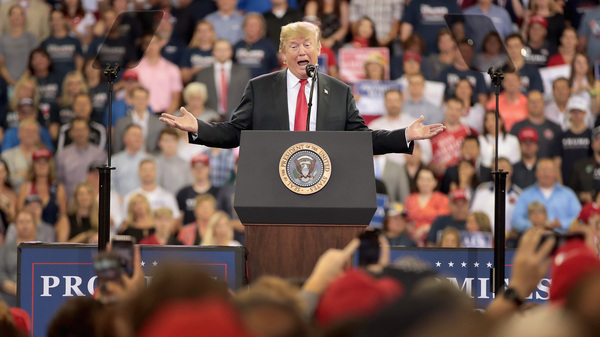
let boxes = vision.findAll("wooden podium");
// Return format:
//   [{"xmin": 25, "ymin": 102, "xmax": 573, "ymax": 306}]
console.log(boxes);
[{"xmin": 235, "ymin": 131, "xmax": 376, "ymax": 281}]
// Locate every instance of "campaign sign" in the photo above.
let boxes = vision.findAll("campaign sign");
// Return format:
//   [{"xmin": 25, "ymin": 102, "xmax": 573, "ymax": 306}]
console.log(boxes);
[
  {"xmin": 354, "ymin": 80, "xmax": 403, "ymax": 118},
  {"xmin": 339, "ymin": 47, "xmax": 390, "ymax": 83},
  {"xmin": 18, "ymin": 243, "xmax": 246, "ymax": 337},
  {"xmin": 387, "ymin": 248, "xmax": 550, "ymax": 309},
  {"xmin": 369, "ymin": 193, "xmax": 389, "ymax": 229}
]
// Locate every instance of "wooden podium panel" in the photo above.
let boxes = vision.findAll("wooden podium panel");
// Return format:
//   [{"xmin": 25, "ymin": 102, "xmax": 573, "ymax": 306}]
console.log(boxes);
[{"xmin": 245, "ymin": 224, "xmax": 366, "ymax": 280}]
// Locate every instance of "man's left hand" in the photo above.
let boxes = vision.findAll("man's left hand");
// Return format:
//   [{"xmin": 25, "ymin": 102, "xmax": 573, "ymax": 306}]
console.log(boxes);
[{"xmin": 406, "ymin": 115, "xmax": 445, "ymax": 142}]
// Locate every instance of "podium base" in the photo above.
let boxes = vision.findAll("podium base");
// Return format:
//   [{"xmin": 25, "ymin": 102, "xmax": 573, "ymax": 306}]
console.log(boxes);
[{"xmin": 244, "ymin": 224, "xmax": 366, "ymax": 281}]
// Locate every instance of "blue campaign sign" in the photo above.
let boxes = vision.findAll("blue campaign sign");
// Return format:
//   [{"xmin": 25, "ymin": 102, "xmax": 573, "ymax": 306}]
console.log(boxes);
[
  {"xmin": 18, "ymin": 243, "xmax": 246, "ymax": 337},
  {"xmin": 388, "ymin": 248, "xmax": 550, "ymax": 309},
  {"xmin": 369, "ymin": 193, "xmax": 389, "ymax": 229}
]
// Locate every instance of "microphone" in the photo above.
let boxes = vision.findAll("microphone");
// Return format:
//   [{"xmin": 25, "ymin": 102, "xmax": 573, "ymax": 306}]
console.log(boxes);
[{"xmin": 306, "ymin": 64, "xmax": 318, "ymax": 78}]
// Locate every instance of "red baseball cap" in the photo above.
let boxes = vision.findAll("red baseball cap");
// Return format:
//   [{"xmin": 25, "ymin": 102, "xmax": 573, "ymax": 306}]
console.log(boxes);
[
  {"xmin": 122, "ymin": 69, "xmax": 139, "ymax": 81},
  {"xmin": 529, "ymin": 15, "xmax": 548, "ymax": 29},
  {"xmin": 578, "ymin": 202, "xmax": 600, "ymax": 223},
  {"xmin": 403, "ymin": 52, "xmax": 422, "ymax": 64},
  {"xmin": 549, "ymin": 240, "xmax": 600, "ymax": 303},
  {"xmin": 32, "ymin": 148, "xmax": 52, "ymax": 161},
  {"xmin": 190, "ymin": 153, "xmax": 210, "ymax": 166},
  {"xmin": 518, "ymin": 127, "xmax": 539, "ymax": 143},
  {"xmin": 449, "ymin": 188, "xmax": 469, "ymax": 203}
]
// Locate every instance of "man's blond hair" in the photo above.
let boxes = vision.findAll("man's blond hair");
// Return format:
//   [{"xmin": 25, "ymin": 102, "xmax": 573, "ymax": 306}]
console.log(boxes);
[{"xmin": 279, "ymin": 21, "xmax": 321, "ymax": 52}]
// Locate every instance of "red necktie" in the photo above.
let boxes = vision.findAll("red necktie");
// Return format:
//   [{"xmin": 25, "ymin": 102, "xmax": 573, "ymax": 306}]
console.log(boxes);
[
  {"xmin": 220, "ymin": 67, "xmax": 228, "ymax": 115},
  {"xmin": 294, "ymin": 79, "xmax": 308, "ymax": 131}
]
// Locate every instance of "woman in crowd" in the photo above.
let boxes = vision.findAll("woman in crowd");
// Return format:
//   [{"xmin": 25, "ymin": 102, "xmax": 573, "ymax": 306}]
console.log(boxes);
[
  {"xmin": 60, "ymin": 0, "xmax": 96, "ymax": 48},
  {"xmin": 455, "ymin": 79, "xmax": 485, "ymax": 134},
  {"xmin": 0, "ymin": 159, "xmax": 17, "ymax": 236},
  {"xmin": 569, "ymin": 52, "xmax": 600, "ymax": 116},
  {"xmin": 82, "ymin": 57, "xmax": 108, "ymax": 124},
  {"xmin": 119, "ymin": 193, "xmax": 155, "ymax": 243},
  {"xmin": 449, "ymin": 158, "xmax": 479, "ymax": 198},
  {"xmin": 27, "ymin": 48, "xmax": 61, "ymax": 121},
  {"xmin": 547, "ymin": 27, "xmax": 578, "ymax": 67},
  {"xmin": 522, "ymin": 0, "xmax": 565, "ymax": 48},
  {"xmin": 438, "ymin": 226, "xmax": 462, "ymax": 248},
  {"xmin": 404, "ymin": 142, "xmax": 426, "ymax": 194},
  {"xmin": 200, "ymin": 211, "xmax": 241, "ymax": 247},
  {"xmin": 17, "ymin": 149, "xmax": 67, "ymax": 228},
  {"xmin": 55, "ymin": 182, "xmax": 98, "ymax": 243},
  {"xmin": 304, "ymin": 0, "xmax": 349, "ymax": 50},
  {"xmin": 425, "ymin": 29, "xmax": 455, "ymax": 81},
  {"xmin": 362, "ymin": 52, "xmax": 386, "ymax": 81},
  {"xmin": 466, "ymin": 211, "xmax": 492, "ymax": 233},
  {"xmin": 57, "ymin": 71, "xmax": 89, "ymax": 128},
  {"xmin": 0, "ymin": 5, "xmax": 37, "ymax": 87},
  {"xmin": 139, "ymin": 207, "xmax": 182, "ymax": 245},
  {"xmin": 404, "ymin": 167, "xmax": 450, "ymax": 245},
  {"xmin": 473, "ymin": 32, "xmax": 508, "ymax": 73},
  {"xmin": 180, "ymin": 20, "xmax": 216, "ymax": 84},
  {"xmin": 178, "ymin": 194, "xmax": 217, "ymax": 245},
  {"xmin": 383, "ymin": 202, "xmax": 416, "ymax": 247},
  {"xmin": 478, "ymin": 110, "xmax": 521, "ymax": 171},
  {"xmin": 348, "ymin": 16, "xmax": 378, "ymax": 48}
]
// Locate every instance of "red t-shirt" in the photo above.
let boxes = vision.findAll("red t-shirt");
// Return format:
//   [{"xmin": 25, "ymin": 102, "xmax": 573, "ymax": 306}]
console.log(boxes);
[{"xmin": 430, "ymin": 124, "xmax": 473, "ymax": 168}]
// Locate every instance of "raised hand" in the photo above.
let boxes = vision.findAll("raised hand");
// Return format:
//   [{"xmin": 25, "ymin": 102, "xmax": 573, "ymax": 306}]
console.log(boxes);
[
  {"xmin": 159, "ymin": 107, "xmax": 199, "ymax": 133},
  {"xmin": 406, "ymin": 115, "xmax": 445, "ymax": 142}
]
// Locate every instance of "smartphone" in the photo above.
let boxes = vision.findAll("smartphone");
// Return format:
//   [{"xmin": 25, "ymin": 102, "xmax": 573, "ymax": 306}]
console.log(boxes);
[
  {"xmin": 111, "ymin": 235, "xmax": 136, "ymax": 277},
  {"xmin": 93, "ymin": 251, "xmax": 123, "ymax": 294},
  {"xmin": 539, "ymin": 232, "xmax": 585, "ymax": 255},
  {"xmin": 358, "ymin": 230, "xmax": 380, "ymax": 266}
]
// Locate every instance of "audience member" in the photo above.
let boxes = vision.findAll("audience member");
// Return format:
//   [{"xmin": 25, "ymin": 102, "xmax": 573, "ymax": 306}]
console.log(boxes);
[
  {"xmin": 404, "ymin": 167, "xmax": 450, "ymax": 245},
  {"xmin": 438, "ymin": 226, "xmax": 462, "ymax": 247},
  {"xmin": 82, "ymin": 57, "xmax": 108, "ymax": 124},
  {"xmin": 472, "ymin": 31, "xmax": 510, "ymax": 72},
  {"xmin": 0, "ymin": 210, "xmax": 37, "ymax": 306},
  {"xmin": 0, "ymin": 0, "xmax": 50, "ymax": 43},
  {"xmin": 438, "ymin": 39, "xmax": 488, "ymax": 106},
  {"xmin": 547, "ymin": 27, "xmax": 578, "ymax": 67},
  {"xmin": 113, "ymin": 87, "xmax": 165, "ymax": 154},
  {"xmin": 512, "ymin": 127, "xmax": 540, "ymax": 190},
  {"xmin": 2, "ymin": 95, "xmax": 54, "ymax": 154},
  {"xmin": 136, "ymin": 34, "xmax": 182, "ymax": 115},
  {"xmin": 0, "ymin": 5, "xmax": 38, "ymax": 86},
  {"xmin": 349, "ymin": 0, "xmax": 401, "ymax": 47},
  {"xmin": 41, "ymin": 10, "xmax": 83, "ymax": 82},
  {"xmin": 400, "ymin": 0, "xmax": 463, "ymax": 55},
  {"xmin": 104, "ymin": 69, "xmax": 140, "ymax": 126},
  {"xmin": 200, "ymin": 211, "xmax": 240, "ymax": 246},
  {"xmin": 470, "ymin": 157, "xmax": 521, "ymax": 233},
  {"xmin": 558, "ymin": 97, "xmax": 592, "ymax": 184},
  {"xmin": 155, "ymin": 128, "xmax": 193, "ymax": 195},
  {"xmin": 55, "ymin": 182, "xmax": 98, "ymax": 243},
  {"xmin": 180, "ymin": 20, "xmax": 216, "ymax": 84},
  {"xmin": 0, "ymin": 159, "xmax": 16, "ymax": 234},
  {"xmin": 570, "ymin": 126, "xmax": 600, "ymax": 203},
  {"xmin": 430, "ymin": 97, "xmax": 474, "ymax": 177},
  {"xmin": 60, "ymin": 0, "xmax": 95, "ymax": 48},
  {"xmin": 402, "ymin": 73, "xmax": 443, "ymax": 126},
  {"xmin": 570, "ymin": 51, "xmax": 600, "ymax": 116},
  {"xmin": 55, "ymin": 117, "xmax": 106, "ymax": 196},
  {"xmin": 17, "ymin": 149, "xmax": 67, "ymax": 227},
  {"xmin": 347, "ymin": 16, "xmax": 379, "ymax": 48},
  {"xmin": 362, "ymin": 51, "xmax": 386, "ymax": 81},
  {"xmin": 195, "ymin": 39, "xmax": 251, "ymax": 119},
  {"xmin": 139, "ymin": 207, "xmax": 182, "ymax": 245},
  {"xmin": 374, "ymin": 154, "xmax": 410, "ymax": 204},
  {"xmin": 155, "ymin": 13, "xmax": 187, "ymax": 66},
  {"xmin": 178, "ymin": 84, "xmax": 221, "ymax": 151},
  {"xmin": 304, "ymin": 0, "xmax": 349, "ymax": 50},
  {"xmin": 205, "ymin": 148, "xmax": 236, "ymax": 188},
  {"xmin": 453, "ymin": 79, "xmax": 484, "ymax": 134},
  {"xmin": 119, "ymin": 193, "xmax": 155, "ymax": 243},
  {"xmin": 479, "ymin": 110, "xmax": 521, "ymax": 171},
  {"xmin": 55, "ymin": 71, "xmax": 88, "ymax": 137},
  {"xmin": 577, "ymin": 4, "xmax": 600, "ymax": 66},
  {"xmin": 111, "ymin": 124, "xmax": 150, "ymax": 196},
  {"xmin": 526, "ymin": 0, "xmax": 566, "ymax": 49},
  {"xmin": 233, "ymin": 13, "xmax": 280, "ymax": 78},
  {"xmin": 425, "ymin": 29, "xmax": 456, "ymax": 80},
  {"xmin": 426, "ymin": 188, "xmax": 469, "ymax": 246},
  {"xmin": 527, "ymin": 201, "xmax": 550, "ymax": 229},
  {"xmin": 441, "ymin": 134, "xmax": 490, "ymax": 194},
  {"xmin": 510, "ymin": 90, "xmax": 562, "ymax": 161},
  {"xmin": 56, "ymin": 93, "xmax": 107, "ymax": 152},
  {"xmin": 205, "ymin": 0, "xmax": 245, "ymax": 45},
  {"xmin": 383, "ymin": 202, "xmax": 416, "ymax": 247},
  {"xmin": 1, "ymin": 120, "xmax": 41, "ymax": 192},
  {"xmin": 463, "ymin": 0, "xmax": 514, "ymax": 51},
  {"xmin": 523, "ymin": 15, "xmax": 555, "ymax": 68},
  {"xmin": 449, "ymin": 158, "xmax": 480, "ymax": 197},
  {"xmin": 485, "ymin": 72, "xmax": 528, "ymax": 131},
  {"xmin": 504, "ymin": 33, "xmax": 544, "ymax": 93},
  {"xmin": 28, "ymin": 48, "xmax": 61, "ymax": 119},
  {"xmin": 178, "ymin": 193, "xmax": 217, "ymax": 245},
  {"xmin": 544, "ymin": 77, "xmax": 589, "ymax": 131},
  {"xmin": 263, "ymin": 0, "xmax": 303, "ymax": 50},
  {"xmin": 512, "ymin": 158, "xmax": 581, "ymax": 233},
  {"xmin": 176, "ymin": 153, "xmax": 220, "ymax": 225},
  {"xmin": 4, "ymin": 194, "xmax": 55, "ymax": 243}
]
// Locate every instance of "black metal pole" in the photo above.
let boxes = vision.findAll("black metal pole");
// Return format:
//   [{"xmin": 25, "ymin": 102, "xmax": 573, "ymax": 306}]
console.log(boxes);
[
  {"xmin": 488, "ymin": 67, "xmax": 508, "ymax": 294},
  {"xmin": 306, "ymin": 64, "xmax": 318, "ymax": 131},
  {"xmin": 98, "ymin": 63, "xmax": 119, "ymax": 251}
]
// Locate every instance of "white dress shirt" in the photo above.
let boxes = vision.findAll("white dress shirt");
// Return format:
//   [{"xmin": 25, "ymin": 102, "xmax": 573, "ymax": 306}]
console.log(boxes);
[{"xmin": 287, "ymin": 69, "xmax": 318, "ymax": 131}]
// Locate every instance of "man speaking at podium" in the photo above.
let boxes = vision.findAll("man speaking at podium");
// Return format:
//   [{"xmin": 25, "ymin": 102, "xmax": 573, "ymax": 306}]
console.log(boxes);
[{"xmin": 161, "ymin": 21, "xmax": 444, "ymax": 154}]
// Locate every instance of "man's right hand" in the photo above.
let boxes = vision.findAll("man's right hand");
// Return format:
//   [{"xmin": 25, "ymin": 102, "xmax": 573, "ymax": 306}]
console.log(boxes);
[{"xmin": 159, "ymin": 107, "xmax": 199, "ymax": 133}]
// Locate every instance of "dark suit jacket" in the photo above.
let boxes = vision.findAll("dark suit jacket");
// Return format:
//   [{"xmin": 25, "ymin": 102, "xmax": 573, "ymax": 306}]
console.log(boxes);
[
  {"xmin": 113, "ymin": 112, "xmax": 165, "ymax": 154},
  {"xmin": 194, "ymin": 64, "xmax": 251, "ymax": 121},
  {"xmin": 190, "ymin": 70, "xmax": 414, "ymax": 155}
]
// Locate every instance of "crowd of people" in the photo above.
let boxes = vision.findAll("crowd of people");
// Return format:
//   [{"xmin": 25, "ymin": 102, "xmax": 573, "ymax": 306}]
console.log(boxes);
[{"xmin": 1, "ymin": 0, "xmax": 600, "ymax": 334}]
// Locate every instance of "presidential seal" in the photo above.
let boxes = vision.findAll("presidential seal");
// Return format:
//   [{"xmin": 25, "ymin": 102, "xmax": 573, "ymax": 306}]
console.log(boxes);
[{"xmin": 279, "ymin": 143, "xmax": 332, "ymax": 195}]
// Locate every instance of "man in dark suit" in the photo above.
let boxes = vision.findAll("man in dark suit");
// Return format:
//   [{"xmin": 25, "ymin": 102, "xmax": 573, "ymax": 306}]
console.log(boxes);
[
  {"xmin": 161, "ymin": 21, "xmax": 444, "ymax": 154},
  {"xmin": 194, "ymin": 39, "xmax": 251, "ymax": 121}
]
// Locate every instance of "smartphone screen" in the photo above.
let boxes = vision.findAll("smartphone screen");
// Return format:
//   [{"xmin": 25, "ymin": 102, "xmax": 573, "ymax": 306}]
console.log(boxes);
[
  {"xmin": 93, "ymin": 252, "xmax": 122, "ymax": 283},
  {"xmin": 358, "ymin": 231, "xmax": 380, "ymax": 266},
  {"xmin": 111, "ymin": 235, "xmax": 135, "ymax": 277}
]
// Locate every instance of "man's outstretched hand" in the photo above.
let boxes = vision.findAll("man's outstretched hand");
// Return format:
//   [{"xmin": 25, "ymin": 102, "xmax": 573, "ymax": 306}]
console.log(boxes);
[
  {"xmin": 406, "ymin": 115, "xmax": 445, "ymax": 142},
  {"xmin": 159, "ymin": 107, "xmax": 199, "ymax": 133}
]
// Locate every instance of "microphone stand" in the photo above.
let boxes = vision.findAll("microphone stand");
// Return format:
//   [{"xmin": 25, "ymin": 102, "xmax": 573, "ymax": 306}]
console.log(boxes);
[
  {"xmin": 98, "ymin": 63, "xmax": 119, "ymax": 252},
  {"xmin": 306, "ymin": 64, "xmax": 319, "ymax": 131},
  {"xmin": 488, "ymin": 67, "xmax": 508, "ymax": 294}
]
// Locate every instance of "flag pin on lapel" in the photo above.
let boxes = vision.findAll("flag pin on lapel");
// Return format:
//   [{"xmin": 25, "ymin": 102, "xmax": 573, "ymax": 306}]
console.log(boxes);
[{"xmin": 324, "ymin": 89, "xmax": 329, "ymax": 95}]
